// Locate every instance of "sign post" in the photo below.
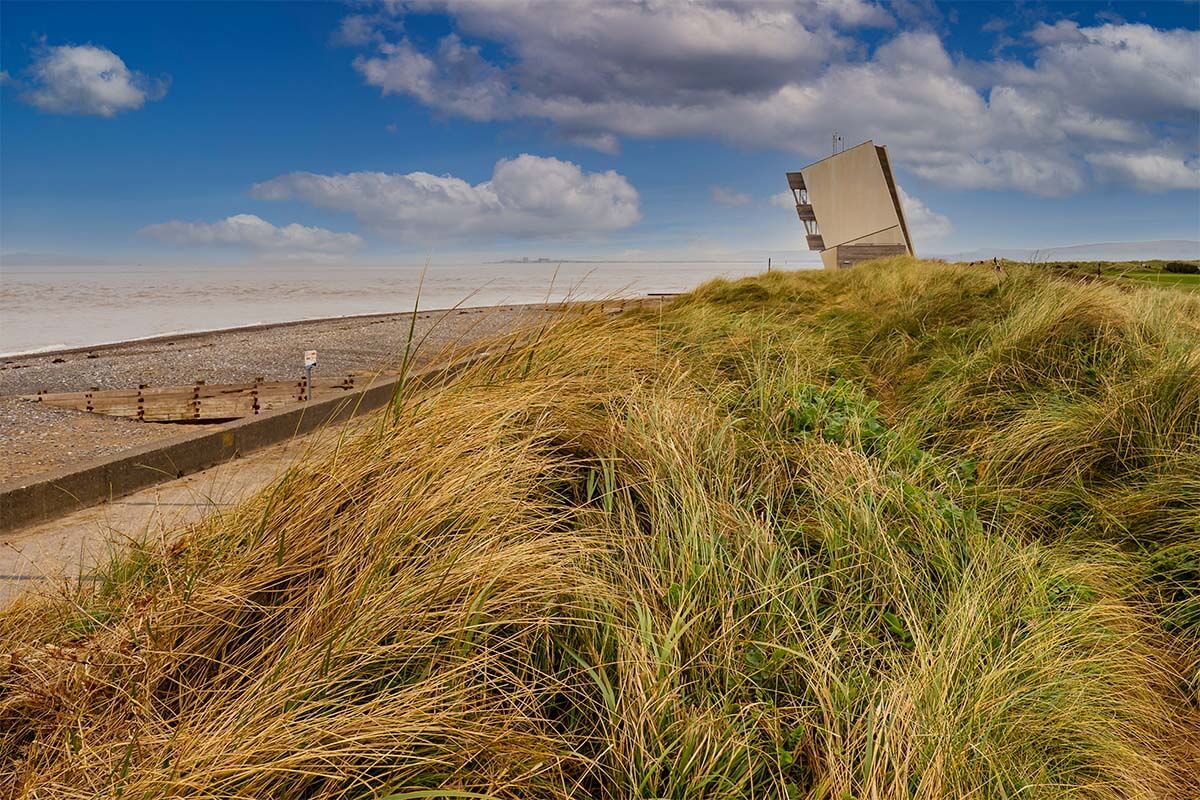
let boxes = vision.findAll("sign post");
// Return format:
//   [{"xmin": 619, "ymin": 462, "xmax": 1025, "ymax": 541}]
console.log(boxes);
[{"xmin": 303, "ymin": 350, "xmax": 318, "ymax": 401}]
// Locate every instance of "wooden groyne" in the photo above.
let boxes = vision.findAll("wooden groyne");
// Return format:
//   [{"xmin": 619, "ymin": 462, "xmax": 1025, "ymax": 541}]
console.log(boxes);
[{"xmin": 23, "ymin": 373, "xmax": 379, "ymax": 422}]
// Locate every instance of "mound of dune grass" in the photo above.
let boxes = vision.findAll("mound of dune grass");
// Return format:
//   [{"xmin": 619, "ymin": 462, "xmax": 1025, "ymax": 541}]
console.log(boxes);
[{"xmin": 2, "ymin": 258, "xmax": 1198, "ymax": 798}]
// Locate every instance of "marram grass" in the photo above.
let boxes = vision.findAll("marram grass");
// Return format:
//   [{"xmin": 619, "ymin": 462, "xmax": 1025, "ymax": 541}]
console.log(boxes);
[{"xmin": 2, "ymin": 258, "xmax": 1198, "ymax": 798}]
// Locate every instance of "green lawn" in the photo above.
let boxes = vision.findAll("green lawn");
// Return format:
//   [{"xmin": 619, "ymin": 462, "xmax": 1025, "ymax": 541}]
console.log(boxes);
[{"xmin": 1107, "ymin": 269, "xmax": 1200, "ymax": 292}]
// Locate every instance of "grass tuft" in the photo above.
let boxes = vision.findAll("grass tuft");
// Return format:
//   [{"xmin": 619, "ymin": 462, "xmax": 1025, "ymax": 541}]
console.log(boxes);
[{"xmin": 2, "ymin": 258, "xmax": 1197, "ymax": 798}]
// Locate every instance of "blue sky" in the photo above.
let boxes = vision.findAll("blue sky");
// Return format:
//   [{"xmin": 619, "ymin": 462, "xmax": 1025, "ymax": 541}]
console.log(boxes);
[{"xmin": 2, "ymin": 0, "xmax": 1198, "ymax": 266}]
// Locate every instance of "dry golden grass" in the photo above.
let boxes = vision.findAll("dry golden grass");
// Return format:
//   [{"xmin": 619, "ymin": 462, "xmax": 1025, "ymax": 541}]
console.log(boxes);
[{"xmin": 2, "ymin": 258, "xmax": 1197, "ymax": 798}]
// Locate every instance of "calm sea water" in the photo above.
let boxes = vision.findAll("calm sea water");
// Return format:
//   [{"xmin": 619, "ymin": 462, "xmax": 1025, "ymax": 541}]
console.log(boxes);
[{"xmin": 0, "ymin": 261, "xmax": 776, "ymax": 355}]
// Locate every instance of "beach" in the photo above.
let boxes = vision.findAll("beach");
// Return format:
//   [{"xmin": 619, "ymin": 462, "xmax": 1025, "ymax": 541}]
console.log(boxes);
[
  {"xmin": 0, "ymin": 259, "xmax": 778, "ymax": 483},
  {"xmin": 0, "ymin": 303, "xmax": 551, "ymax": 482},
  {"xmin": 0, "ymin": 260, "xmax": 768, "ymax": 354}
]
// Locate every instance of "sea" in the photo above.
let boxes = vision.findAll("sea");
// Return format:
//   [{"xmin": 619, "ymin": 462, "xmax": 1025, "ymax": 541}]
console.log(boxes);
[{"xmin": 0, "ymin": 260, "xmax": 785, "ymax": 356}]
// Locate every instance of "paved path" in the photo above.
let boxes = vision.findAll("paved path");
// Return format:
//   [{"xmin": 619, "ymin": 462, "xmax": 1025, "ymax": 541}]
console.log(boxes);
[{"xmin": 0, "ymin": 419, "xmax": 355, "ymax": 605}]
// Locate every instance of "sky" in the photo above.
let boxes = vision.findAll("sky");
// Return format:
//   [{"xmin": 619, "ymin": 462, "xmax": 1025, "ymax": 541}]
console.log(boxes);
[{"xmin": 1, "ymin": 0, "xmax": 1198, "ymax": 267}]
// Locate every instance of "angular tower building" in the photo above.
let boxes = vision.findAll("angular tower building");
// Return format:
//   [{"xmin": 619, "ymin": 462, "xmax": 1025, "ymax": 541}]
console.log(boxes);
[{"xmin": 786, "ymin": 140, "xmax": 914, "ymax": 269}]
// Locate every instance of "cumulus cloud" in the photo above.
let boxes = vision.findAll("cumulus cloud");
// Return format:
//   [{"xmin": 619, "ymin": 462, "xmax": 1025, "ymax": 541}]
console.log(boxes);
[
  {"xmin": 354, "ymin": 34, "xmax": 511, "ymax": 122},
  {"xmin": 19, "ymin": 43, "xmax": 167, "ymax": 116},
  {"xmin": 330, "ymin": 8, "xmax": 405, "ymax": 47},
  {"xmin": 1010, "ymin": 22, "xmax": 1199, "ymax": 122},
  {"xmin": 770, "ymin": 190, "xmax": 797, "ymax": 209},
  {"xmin": 342, "ymin": 2, "xmax": 1200, "ymax": 196},
  {"xmin": 710, "ymin": 185, "xmax": 751, "ymax": 207},
  {"xmin": 565, "ymin": 131, "xmax": 620, "ymax": 155},
  {"xmin": 388, "ymin": 1, "xmax": 886, "ymax": 97},
  {"xmin": 897, "ymin": 188, "xmax": 953, "ymax": 242},
  {"xmin": 1086, "ymin": 151, "xmax": 1200, "ymax": 192},
  {"xmin": 332, "ymin": 14, "xmax": 383, "ymax": 47},
  {"xmin": 251, "ymin": 154, "xmax": 640, "ymax": 239},
  {"xmin": 139, "ymin": 214, "xmax": 363, "ymax": 256},
  {"xmin": 350, "ymin": 1, "xmax": 888, "ymax": 128}
]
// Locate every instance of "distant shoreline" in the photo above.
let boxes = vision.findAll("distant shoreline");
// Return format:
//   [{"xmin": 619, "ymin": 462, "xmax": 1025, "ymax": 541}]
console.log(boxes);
[
  {"xmin": 2, "ymin": 261, "xmax": 772, "ymax": 359},
  {"xmin": 486, "ymin": 258, "xmax": 764, "ymax": 264},
  {"xmin": 0, "ymin": 301, "xmax": 561, "ymax": 362}
]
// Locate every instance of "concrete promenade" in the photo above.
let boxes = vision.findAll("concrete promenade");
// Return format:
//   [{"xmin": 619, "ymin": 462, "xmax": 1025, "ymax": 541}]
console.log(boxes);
[{"xmin": 0, "ymin": 418, "xmax": 350, "ymax": 605}]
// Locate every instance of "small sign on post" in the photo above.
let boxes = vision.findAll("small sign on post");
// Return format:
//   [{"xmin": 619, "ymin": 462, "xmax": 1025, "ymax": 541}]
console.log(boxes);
[{"xmin": 303, "ymin": 350, "xmax": 317, "ymax": 401}]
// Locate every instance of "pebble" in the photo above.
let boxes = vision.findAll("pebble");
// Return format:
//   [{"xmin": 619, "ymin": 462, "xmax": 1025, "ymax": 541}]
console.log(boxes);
[{"xmin": 0, "ymin": 305, "xmax": 550, "ymax": 483}]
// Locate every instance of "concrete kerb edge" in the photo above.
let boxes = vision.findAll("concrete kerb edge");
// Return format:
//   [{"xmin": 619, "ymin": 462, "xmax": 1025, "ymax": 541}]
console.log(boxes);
[{"xmin": 0, "ymin": 354, "xmax": 488, "ymax": 533}]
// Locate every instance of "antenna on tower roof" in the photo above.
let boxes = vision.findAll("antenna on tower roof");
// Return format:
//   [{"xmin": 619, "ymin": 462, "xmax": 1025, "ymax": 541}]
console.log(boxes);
[{"xmin": 831, "ymin": 130, "xmax": 844, "ymax": 155}]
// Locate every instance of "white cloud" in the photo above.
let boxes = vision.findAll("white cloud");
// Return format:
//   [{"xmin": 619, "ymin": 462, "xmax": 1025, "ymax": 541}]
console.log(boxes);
[
  {"xmin": 354, "ymin": 35, "xmax": 508, "ymax": 122},
  {"xmin": 710, "ymin": 185, "xmax": 751, "ymax": 207},
  {"xmin": 394, "ymin": 0, "xmax": 886, "ymax": 96},
  {"xmin": 770, "ymin": 190, "xmax": 796, "ymax": 209},
  {"xmin": 20, "ymin": 43, "xmax": 167, "ymax": 116},
  {"xmin": 565, "ymin": 131, "xmax": 620, "ymax": 155},
  {"xmin": 342, "ymin": 3, "xmax": 1200, "ymax": 197},
  {"xmin": 139, "ymin": 214, "xmax": 363, "ymax": 256},
  {"xmin": 897, "ymin": 187, "xmax": 953, "ymax": 242},
  {"xmin": 1086, "ymin": 151, "xmax": 1200, "ymax": 192},
  {"xmin": 251, "ymin": 154, "xmax": 640, "ymax": 239},
  {"xmin": 1011, "ymin": 22, "xmax": 1199, "ymax": 122},
  {"xmin": 349, "ymin": 1, "xmax": 886, "ymax": 133},
  {"xmin": 332, "ymin": 15, "xmax": 379, "ymax": 47}
]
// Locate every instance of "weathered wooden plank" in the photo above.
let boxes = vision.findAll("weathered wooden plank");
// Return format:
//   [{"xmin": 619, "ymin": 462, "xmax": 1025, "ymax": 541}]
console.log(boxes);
[
  {"xmin": 21, "ymin": 372, "xmax": 372, "ymax": 421},
  {"xmin": 794, "ymin": 204, "xmax": 817, "ymax": 222},
  {"xmin": 836, "ymin": 243, "xmax": 908, "ymax": 268}
]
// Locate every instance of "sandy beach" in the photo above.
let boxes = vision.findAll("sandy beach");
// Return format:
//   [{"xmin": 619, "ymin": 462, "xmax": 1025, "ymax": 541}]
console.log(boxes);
[{"xmin": 0, "ymin": 303, "xmax": 551, "ymax": 482}]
